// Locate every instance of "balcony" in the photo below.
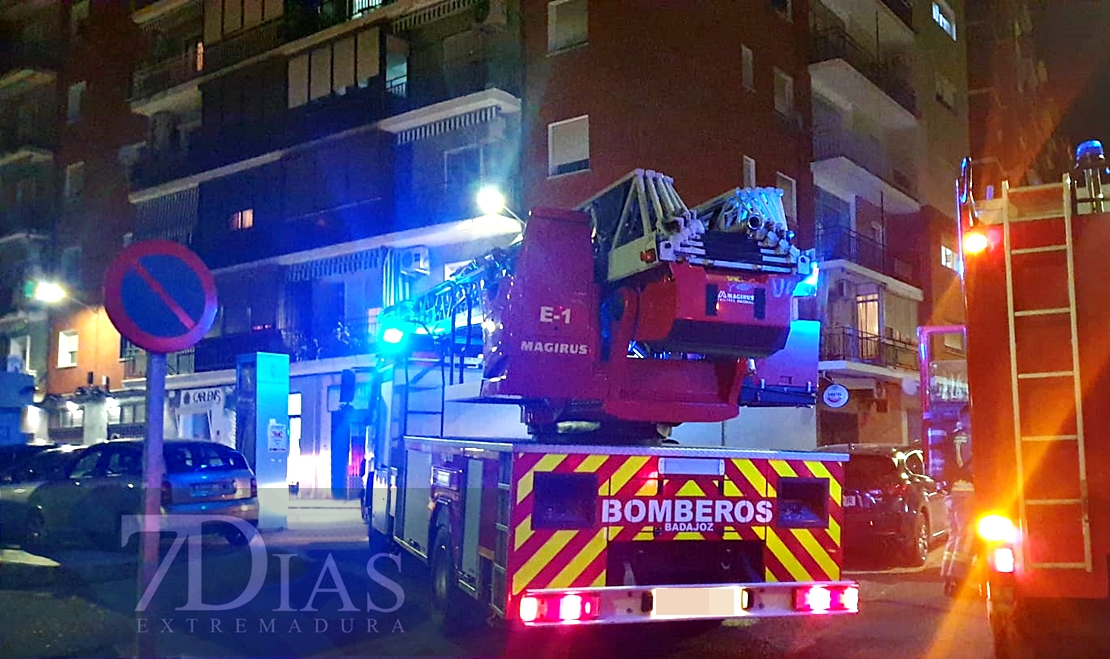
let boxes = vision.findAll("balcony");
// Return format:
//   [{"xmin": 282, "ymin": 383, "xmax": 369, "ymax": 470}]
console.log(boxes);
[
  {"xmin": 0, "ymin": 41, "xmax": 61, "ymax": 93},
  {"xmin": 810, "ymin": 28, "xmax": 916, "ymax": 128},
  {"xmin": 123, "ymin": 347, "xmax": 196, "ymax": 379},
  {"xmin": 132, "ymin": 50, "xmax": 203, "ymax": 102},
  {"xmin": 815, "ymin": 226, "xmax": 917, "ymax": 286},
  {"xmin": 192, "ymin": 317, "xmax": 377, "ymax": 373},
  {"xmin": 0, "ymin": 128, "xmax": 54, "ymax": 168},
  {"xmin": 812, "ymin": 128, "xmax": 918, "ymax": 214},
  {"xmin": 203, "ymin": 0, "xmax": 398, "ymax": 76},
  {"xmin": 881, "ymin": 0, "xmax": 913, "ymax": 30},
  {"xmin": 820, "ymin": 326, "xmax": 917, "ymax": 373}
]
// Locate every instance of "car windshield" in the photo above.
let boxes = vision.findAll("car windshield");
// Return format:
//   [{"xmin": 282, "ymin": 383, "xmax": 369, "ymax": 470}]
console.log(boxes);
[
  {"xmin": 1, "ymin": 449, "xmax": 81, "ymax": 484},
  {"xmin": 844, "ymin": 455, "xmax": 900, "ymax": 489},
  {"xmin": 165, "ymin": 443, "xmax": 249, "ymax": 473}
]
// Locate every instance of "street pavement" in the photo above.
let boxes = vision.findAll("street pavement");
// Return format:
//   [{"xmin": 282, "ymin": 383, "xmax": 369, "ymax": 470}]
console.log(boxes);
[{"xmin": 0, "ymin": 501, "xmax": 993, "ymax": 658}]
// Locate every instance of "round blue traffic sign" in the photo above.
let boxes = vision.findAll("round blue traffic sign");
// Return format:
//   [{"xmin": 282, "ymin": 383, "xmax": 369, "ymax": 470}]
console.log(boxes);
[{"xmin": 103, "ymin": 240, "xmax": 218, "ymax": 354}]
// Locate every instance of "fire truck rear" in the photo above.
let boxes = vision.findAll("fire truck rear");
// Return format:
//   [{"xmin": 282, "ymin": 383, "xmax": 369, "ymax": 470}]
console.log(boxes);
[
  {"xmin": 959, "ymin": 145, "xmax": 1110, "ymax": 658},
  {"xmin": 364, "ymin": 171, "xmax": 857, "ymax": 632}
]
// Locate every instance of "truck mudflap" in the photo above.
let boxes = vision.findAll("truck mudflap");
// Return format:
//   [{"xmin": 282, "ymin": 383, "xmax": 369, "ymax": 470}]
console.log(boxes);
[{"xmin": 517, "ymin": 580, "xmax": 859, "ymax": 626}]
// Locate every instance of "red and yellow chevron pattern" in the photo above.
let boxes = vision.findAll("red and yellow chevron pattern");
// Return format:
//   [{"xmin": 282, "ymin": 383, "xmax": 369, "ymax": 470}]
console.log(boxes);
[{"xmin": 506, "ymin": 451, "xmax": 844, "ymax": 603}]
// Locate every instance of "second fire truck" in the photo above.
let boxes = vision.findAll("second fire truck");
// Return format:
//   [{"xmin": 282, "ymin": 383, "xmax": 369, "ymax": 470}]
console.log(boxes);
[{"xmin": 362, "ymin": 170, "xmax": 858, "ymax": 631}]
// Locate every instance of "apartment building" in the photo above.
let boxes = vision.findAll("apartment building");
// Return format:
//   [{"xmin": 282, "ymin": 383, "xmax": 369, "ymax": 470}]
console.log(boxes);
[
  {"xmin": 808, "ymin": 0, "xmax": 969, "ymax": 445},
  {"xmin": 967, "ymin": 0, "xmax": 1070, "ymax": 196},
  {"xmin": 95, "ymin": 0, "xmax": 523, "ymax": 496}
]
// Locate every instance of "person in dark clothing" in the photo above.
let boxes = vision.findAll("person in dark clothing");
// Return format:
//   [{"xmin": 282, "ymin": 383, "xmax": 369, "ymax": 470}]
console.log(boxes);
[{"xmin": 941, "ymin": 405, "xmax": 974, "ymax": 596}]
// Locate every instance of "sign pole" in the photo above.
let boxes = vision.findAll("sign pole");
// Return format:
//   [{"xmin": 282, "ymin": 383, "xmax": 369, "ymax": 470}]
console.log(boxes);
[{"xmin": 136, "ymin": 351, "xmax": 166, "ymax": 658}]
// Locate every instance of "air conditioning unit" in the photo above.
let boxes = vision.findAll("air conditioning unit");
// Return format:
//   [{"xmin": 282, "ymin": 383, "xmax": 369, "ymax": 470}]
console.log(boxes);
[{"xmin": 399, "ymin": 246, "xmax": 430, "ymax": 276}]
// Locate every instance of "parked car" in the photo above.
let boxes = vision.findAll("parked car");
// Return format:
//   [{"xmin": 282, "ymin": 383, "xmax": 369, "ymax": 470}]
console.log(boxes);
[
  {"xmin": 817, "ymin": 444, "xmax": 948, "ymax": 566},
  {"xmin": 0, "ymin": 445, "xmax": 88, "ymax": 546},
  {"xmin": 0, "ymin": 439, "xmax": 258, "ymax": 549},
  {"xmin": 0, "ymin": 443, "xmax": 58, "ymax": 476}
]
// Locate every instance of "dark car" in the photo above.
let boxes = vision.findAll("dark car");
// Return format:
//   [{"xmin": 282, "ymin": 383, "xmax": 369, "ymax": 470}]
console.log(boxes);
[
  {"xmin": 817, "ymin": 444, "xmax": 948, "ymax": 566},
  {"xmin": 0, "ymin": 443, "xmax": 57, "ymax": 476}
]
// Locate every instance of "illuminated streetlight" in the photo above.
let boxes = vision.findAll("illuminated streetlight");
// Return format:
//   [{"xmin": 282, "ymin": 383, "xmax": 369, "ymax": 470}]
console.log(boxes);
[
  {"xmin": 476, "ymin": 186, "xmax": 508, "ymax": 216},
  {"xmin": 33, "ymin": 281, "xmax": 67, "ymax": 304}
]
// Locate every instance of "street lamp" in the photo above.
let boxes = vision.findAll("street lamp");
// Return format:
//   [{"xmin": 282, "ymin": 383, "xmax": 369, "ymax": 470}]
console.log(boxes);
[
  {"xmin": 32, "ymin": 281, "xmax": 67, "ymax": 304},
  {"xmin": 476, "ymin": 185, "xmax": 523, "ymax": 222}
]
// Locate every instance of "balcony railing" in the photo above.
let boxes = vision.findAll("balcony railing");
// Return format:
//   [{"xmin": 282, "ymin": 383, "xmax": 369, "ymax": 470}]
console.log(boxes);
[
  {"xmin": 132, "ymin": 50, "xmax": 203, "ymax": 100},
  {"xmin": 204, "ymin": 1, "xmax": 397, "ymax": 75},
  {"xmin": 123, "ymin": 347, "xmax": 196, "ymax": 379},
  {"xmin": 810, "ymin": 28, "xmax": 916, "ymax": 116},
  {"xmin": 815, "ymin": 226, "xmax": 918, "ymax": 286},
  {"xmin": 813, "ymin": 128, "xmax": 916, "ymax": 199},
  {"xmin": 881, "ymin": 0, "xmax": 913, "ymax": 30},
  {"xmin": 191, "ymin": 317, "xmax": 378, "ymax": 372},
  {"xmin": 821, "ymin": 326, "xmax": 917, "ymax": 371}
]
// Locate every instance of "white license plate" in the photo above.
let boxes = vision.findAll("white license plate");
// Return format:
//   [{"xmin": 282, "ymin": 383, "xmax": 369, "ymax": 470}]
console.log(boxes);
[
  {"xmin": 652, "ymin": 586, "xmax": 744, "ymax": 619},
  {"xmin": 843, "ymin": 495, "xmax": 858, "ymax": 507},
  {"xmin": 192, "ymin": 483, "xmax": 229, "ymax": 497}
]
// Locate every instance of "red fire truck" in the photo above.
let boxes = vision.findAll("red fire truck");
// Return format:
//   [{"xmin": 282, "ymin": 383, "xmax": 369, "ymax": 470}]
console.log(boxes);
[
  {"xmin": 959, "ymin": 151, "xmax": 1110, "ymax": 658},
  {"xmin": 362, "ymin": 171, "xmax": 857, "ymax": 632}
]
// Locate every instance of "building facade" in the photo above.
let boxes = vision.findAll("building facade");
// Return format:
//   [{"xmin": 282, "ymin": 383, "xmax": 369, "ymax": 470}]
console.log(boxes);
[{"xmin": 809, "ymin": 0, "xmax": 969, "ymax": 446}]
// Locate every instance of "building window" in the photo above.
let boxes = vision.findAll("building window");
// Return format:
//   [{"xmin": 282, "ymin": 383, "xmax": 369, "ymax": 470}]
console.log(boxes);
[
  {"xmin": 548, "ymin": 0, "xmax": 587, "ymax": 53},
  {"xmin": 743, "ymin": 156, "xmax": 756, "ymax": 188},
  {"xmin": 288, "ymin": 28, "xmax": 379, "ymax": 108},
  {"xmin": 548, "ymin": 115, "xmax": 589, "ymax": 177},
  {"xmin": 444, "ymin": 144, "xmax": 486, "ymax": 187},
  {"xmin": 932, "ymin": 1, "xmax": 956, "ymax": 40},
  {"xmin": 7, "ymin": 334, "xmax": 31, "ymax": 375},
  {"xmin": 935, "ymin": 74, "xmax": 957, "ymax": 111},
  {"xmin": 943, "ymin": 332, "xmax": 964, "ymax": 353},
  {"xmin": 229, "ymin": 208, "xmax": 254, "ymax": 230},
  {"xmin": 64, "ymin": 162, "xmax": 85, "ymax": 200},
  {"xmin": 856, "ymin": 292, "xmax": 880, "ymax": 336},
  {"xmin": 773, "ymin": 68, "xmax": 794, "ymax": 116},
  {"xmin": 67, "ymin": 81, "xmax": 86, "ymax": 124},
  {"xmin": 741, "ymin": 45, "xmax": 754, "ymax": 90},
  {"xmin": 195, "ymin": 41, "xmax": 205, "ymax": 72},
  {"xmin": 941, "ymin": 245, "xmax": 958, "ymax": 270},
  {"xmin": 58, "ymin": 330, "xmax": 79, "ymax": 368},
  {"xmin": 776, "ymin": 172, "xmax": 797, "ymax": 225}
]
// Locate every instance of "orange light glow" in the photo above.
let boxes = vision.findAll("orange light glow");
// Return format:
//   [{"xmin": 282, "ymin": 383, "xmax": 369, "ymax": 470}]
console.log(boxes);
[{"xmin": 963, "ymin": 231, "xmax": 990, "ymax": 255}]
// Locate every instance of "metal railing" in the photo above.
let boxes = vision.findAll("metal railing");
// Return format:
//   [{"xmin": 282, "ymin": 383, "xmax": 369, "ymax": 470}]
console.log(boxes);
[
  {"xmin": 132, "ymin": 50, "xmax": 202, "ymax": 100},
  {"xmin": 813, "ymin": 128, "xmax": 916, "ymax": 198},
  {"xmin": 190, "ymin": 317, "xmax": 379, "ymax": 372},
  {"xmin": 821, "ymin": 326, "xmax": 917, "ymax": 371},
  {"xmin": 204, "ymin": 1, "xmax": 398, "ymax": 75},
  {"xmin": 810, "ymin": 28, "xmax": 916, "ymax": 116},
  {"xmin": 123, "ymin": 347, "xmax": 196, "ymax": 379},
  {"xmin": 814, "ymin": 226, "xmax": 917, "ymax": 286}
]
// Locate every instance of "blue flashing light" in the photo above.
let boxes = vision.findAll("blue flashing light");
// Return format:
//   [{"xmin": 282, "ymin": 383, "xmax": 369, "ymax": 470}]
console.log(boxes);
[
  {"xmin": 1077, "ymin": 140, "xmax": 1104, "ymax": 161},
  {"xmin": 381, "ymin": 327, "xmax": 405, "ymax": 345},
  {"xmin": 794, "ymin": 265, "xmax": 819, "ymax": 297}
]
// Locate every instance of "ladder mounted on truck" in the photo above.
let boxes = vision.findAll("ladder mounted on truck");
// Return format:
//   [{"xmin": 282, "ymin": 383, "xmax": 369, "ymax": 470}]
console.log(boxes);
[{"xmin": 965, "ymin": 177, "xmax": 1093, "ymax": 572}]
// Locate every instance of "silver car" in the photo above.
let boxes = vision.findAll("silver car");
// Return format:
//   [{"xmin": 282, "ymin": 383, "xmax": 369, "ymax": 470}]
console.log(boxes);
[{"xmin": 0, "ymin": 439, "xmax": 258, "ymax": 549}]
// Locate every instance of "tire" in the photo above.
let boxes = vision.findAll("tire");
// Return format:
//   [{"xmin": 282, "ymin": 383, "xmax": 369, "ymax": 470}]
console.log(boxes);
[
  {"xmin": 903, "ymin": 511, "xmax": 929, "ymax": 567},
  {"xmin": 429, "ymin": 526, "xmax": 476, "ymax": 636},
  {"xmin": 224, "ymin": 528, "xmax": 250, "ymax": 547}
]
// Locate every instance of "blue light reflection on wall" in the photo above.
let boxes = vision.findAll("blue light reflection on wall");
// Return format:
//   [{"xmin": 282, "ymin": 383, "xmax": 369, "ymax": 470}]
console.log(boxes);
[{"xmin": 793, "ymin": 265, "xmax": 819, "ymax": 297}]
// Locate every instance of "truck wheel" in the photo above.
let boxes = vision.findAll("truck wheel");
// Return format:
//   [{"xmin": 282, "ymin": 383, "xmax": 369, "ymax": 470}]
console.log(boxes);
[
  {"xmin": 430, "ymin": 526, "xmax": 473, "ymax": 636},
  {"xmin": 903, "ymin": 512, "xmax": 929, "ymax": 567}
]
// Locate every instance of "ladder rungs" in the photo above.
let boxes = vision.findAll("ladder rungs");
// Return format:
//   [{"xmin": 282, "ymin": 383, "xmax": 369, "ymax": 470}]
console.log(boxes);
[
  {"xmin": 1017, "ymin": 370, "xmax": 1074, "ymax": 380},
  {"xmin": 1014, "ymin": 307, "xmax": 1071, "ymax": 317},
  {"xmin": 1023, "ymin": 434, "xmax": 1079, "ymax": 442},
  {"xmin": 1012, "ymin": 245, "xmax": 1067, "ymax": 254},
  {"xmin": 1028, "ymin": 562, "xmax": 1088, "ymax": 570},
  {"xmin": 1025, "ymin": 498, "xmax": 1083, "ymax": 506}
]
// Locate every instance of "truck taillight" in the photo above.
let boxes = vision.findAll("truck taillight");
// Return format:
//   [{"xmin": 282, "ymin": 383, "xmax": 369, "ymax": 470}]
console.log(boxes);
[
  {"xmin": 991, "ymin": 547, "xmax": 1016, "ymax": 573},
  {"xmin": 161, "ymin": 480, "xmax": 172, "ymax": 506},
  {"xmin": 250, "ymin": 478, "xmax": 257, "ymax": 498},
  {"xmin": 793, "ymin": 585, "xmax": 858, "ymax": 614},
  {"xmin": 518, "ymin": 593, "xmax": 601, "ymax": 624},
  {"xmin": 963, "ymin": 230, "xmax": 990, "ymax": 254}
]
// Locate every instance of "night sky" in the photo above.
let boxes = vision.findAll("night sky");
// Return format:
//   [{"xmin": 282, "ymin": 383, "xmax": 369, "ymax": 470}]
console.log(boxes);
[{"xmin": 1035, "ymin": 0, "xmax": 1110, "ymax": 149}]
